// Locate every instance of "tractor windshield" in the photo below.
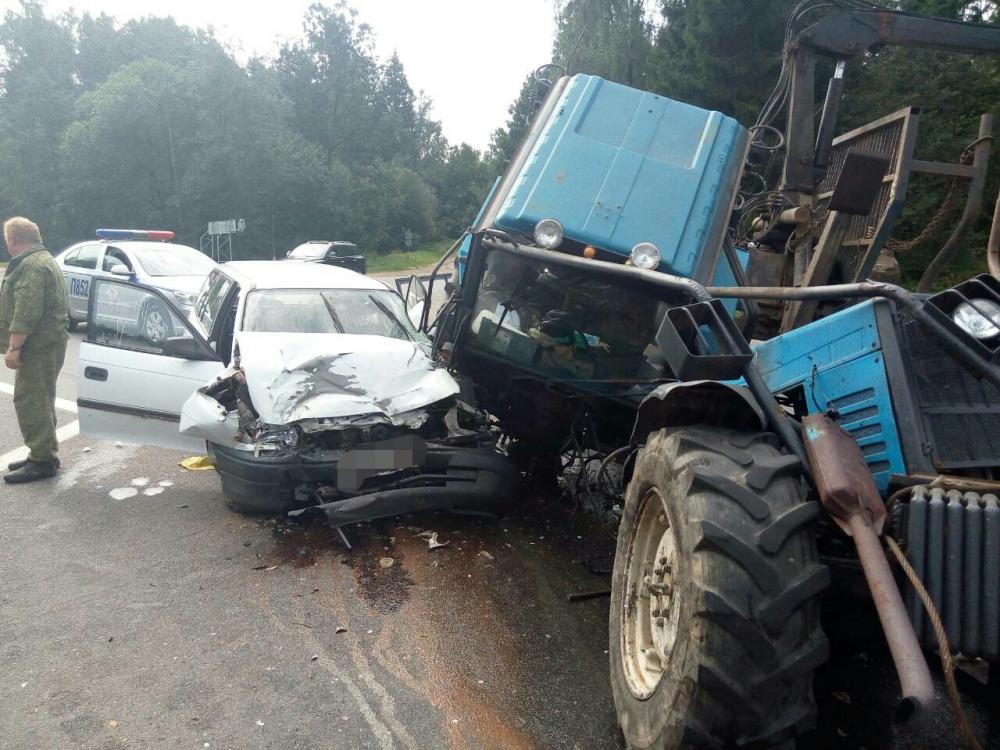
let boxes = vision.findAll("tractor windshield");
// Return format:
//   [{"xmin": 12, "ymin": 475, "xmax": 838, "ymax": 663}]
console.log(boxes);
[{"xmin": 466, "ymin": 251, "xmax": 669, "ymax": 383}]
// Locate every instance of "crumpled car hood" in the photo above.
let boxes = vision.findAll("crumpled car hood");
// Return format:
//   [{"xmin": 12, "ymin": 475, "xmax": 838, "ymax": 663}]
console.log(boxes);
[{"xmin": 234, "ymin": 332, "xmax": 458, "ymax": 426}]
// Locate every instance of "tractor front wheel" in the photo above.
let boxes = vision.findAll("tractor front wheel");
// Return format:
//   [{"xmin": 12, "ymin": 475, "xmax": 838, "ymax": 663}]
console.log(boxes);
[{"xmin": 610, "ymin": 426, "xmax": 829, "ymax": 749}]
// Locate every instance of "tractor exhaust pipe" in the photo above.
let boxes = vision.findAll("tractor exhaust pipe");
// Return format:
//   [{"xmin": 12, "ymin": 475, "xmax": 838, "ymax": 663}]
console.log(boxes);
[{"xmin": 802, "ymin": 415, "xmax": 935, "ymax": 724}]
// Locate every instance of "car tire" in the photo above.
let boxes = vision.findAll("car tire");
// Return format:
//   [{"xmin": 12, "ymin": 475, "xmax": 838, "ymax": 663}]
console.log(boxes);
[
  {"xmin": 610, "ymin": 426, "xmax": 829, "ymax": 749},
  {"xmin": 67, "ymin": 318, "xmax": 79, "ymax": 332},
  {"xmin": 140, "ymin": 300, "xmax": 173, "ymax": 346}
]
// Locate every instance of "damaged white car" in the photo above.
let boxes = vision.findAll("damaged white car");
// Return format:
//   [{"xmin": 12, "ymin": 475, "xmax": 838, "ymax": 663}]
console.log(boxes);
[{"xmin": 77, "ymin": 262, "xmax": 515, "ymax": 522}]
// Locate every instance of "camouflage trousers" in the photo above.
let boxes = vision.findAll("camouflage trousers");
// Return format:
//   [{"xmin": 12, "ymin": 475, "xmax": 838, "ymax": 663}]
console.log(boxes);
[{"xmin": 13, "ymin": 336, "xmax": 68, "ymax": 462}]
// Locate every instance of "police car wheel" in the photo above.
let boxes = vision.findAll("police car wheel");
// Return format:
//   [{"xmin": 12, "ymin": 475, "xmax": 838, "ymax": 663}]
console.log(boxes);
[
  {"xmin": 67, "ymin": 318, "xmax": 79, "ymax": 332},
  {"xmin": 140, "ymin": 300, "xmax": 173, "ymax": 345}
]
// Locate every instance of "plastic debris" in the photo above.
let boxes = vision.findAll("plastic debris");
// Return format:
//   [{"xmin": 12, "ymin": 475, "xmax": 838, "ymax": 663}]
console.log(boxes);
[
  {"xmin": 251, "ymin": 564, "xmax": 278, "ymax": 571},
  {"xmin": 310, "ymin": 655, "xmax": 319, "ymax": 661},
  {"xmin": 425, "ymin": 532, "xmax": 449, "ymax": 550},
  {"xmin": 379, "ymin": 557, "xmax": 395, "ymax": 568},
  {"xmin": 335, "ymin": 626, "xmax": 347, "ymax": 634},
  {"xmin": 82, "ymin": 447, "xmax": 92, "ymax": 453},
  {"xmin": 180, "ymin": 455, "xmax": 214, "ymax": 471},
  {"xmin": 478, "ymin": 551, "xmax": 494, "ymax": 561}
]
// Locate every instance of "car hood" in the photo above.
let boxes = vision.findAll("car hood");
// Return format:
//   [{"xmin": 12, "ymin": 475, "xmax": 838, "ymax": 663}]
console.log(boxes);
[{"xmin": 234, "ymin": 332, "xmax": 458, "ymax": 425}]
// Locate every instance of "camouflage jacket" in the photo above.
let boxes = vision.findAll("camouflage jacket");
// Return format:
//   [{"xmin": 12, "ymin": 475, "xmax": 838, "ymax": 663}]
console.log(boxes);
[{"xmin": 0, "ymin": 245, "xmax": 69, "ymax": 354}]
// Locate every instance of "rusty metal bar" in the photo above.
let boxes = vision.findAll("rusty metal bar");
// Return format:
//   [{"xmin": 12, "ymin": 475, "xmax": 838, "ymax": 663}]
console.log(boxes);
[{"xmin": 802, "ymin": 415, "xmax": 935, "ymax": 723}]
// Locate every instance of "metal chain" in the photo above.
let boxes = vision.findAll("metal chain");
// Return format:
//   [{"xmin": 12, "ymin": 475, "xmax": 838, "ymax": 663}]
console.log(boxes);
[{"xmin": 883, "ymin": 137, "xmax": 993, "ymax": 254}]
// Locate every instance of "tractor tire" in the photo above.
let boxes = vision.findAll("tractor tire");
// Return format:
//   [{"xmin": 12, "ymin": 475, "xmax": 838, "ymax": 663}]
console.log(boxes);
[{"xmin": 610, "ymin": 426, "xmax": 829, "ymax": 749}]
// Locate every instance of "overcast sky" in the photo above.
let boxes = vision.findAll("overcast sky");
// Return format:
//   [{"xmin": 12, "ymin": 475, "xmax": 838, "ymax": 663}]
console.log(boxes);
[{"xmin": 0, "ymin": 0, "xmax": 557, "ymax": 149}]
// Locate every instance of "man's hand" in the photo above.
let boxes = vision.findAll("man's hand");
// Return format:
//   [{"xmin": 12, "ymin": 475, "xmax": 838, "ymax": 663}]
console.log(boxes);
[{"xmin": 5, "ymin": 348, "xmax": 21, "ymax": 370}]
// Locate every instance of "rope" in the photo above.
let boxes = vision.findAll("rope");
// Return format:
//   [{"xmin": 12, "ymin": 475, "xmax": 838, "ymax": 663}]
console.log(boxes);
[{"xmin": 885, "ymin": 535, "xmax": 984, "ymax": 750}]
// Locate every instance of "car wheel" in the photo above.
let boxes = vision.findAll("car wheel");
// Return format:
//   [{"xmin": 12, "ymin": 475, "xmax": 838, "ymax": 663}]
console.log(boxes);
[
  {"xmin": 140, "ymin": 300, "xmax": 173, "ymax": 345},
  {"xmin": 610, "ymin": 426, "xmax": 829, "ymax": 749},
  {"xmin": 67, "ymin": 318, "xmax": 79, "ymax": 332}
]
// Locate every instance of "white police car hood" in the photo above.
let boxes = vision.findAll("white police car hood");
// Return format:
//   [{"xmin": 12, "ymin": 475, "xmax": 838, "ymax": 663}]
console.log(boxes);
[{"xmin": 179, "ymin": 332, "xmax": 458, "ymax": 443}]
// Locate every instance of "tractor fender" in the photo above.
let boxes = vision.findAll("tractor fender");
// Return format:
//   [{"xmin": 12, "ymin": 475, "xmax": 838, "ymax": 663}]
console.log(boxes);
[{"xmin": 629, "ymin": 380, "xmax": 767, "ymax": 445}]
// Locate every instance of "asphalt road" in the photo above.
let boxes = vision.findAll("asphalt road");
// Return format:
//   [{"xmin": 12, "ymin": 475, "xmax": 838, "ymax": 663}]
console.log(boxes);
[{"xmin": 1, "ymin": 275, "xmax": 998, "ymax": 749}]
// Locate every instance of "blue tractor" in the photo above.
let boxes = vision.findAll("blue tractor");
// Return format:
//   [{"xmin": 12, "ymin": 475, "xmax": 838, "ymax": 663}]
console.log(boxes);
[{"xmin": 419, "ymin": 4, "xmax": 1000, "ymax": 748}]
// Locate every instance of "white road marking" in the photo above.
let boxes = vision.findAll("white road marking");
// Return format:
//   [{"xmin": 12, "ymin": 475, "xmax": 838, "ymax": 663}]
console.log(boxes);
[
  {"xmin": 0, "ymin": 381, "xmax": 77, "ymax": 413},
  {"xmin": 0, "ymin": 420, "xmax": 80, "ymax": 467}
]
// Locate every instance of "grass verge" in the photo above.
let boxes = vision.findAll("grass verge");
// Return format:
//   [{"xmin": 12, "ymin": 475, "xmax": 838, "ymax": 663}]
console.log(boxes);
[{"xmin": 367, "ymin": 241, "xmax": 451, "ymax": 274}]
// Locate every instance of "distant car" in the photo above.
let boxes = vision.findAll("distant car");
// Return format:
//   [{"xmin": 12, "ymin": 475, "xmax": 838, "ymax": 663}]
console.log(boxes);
[
  {"xmin": 285, "ymin": 241, "xmax": 366, "ymax": 275},
  {"xmin": 56, "ymin": 229, "xmax": 217, "ymax": 342},
  {"xmin": 76, "ymin": 260, "xmax": 514, "ymax": 520}
]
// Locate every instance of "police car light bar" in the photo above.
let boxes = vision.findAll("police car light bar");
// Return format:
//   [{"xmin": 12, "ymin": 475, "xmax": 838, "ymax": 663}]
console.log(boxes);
[{"xmin": 96, "ymin": 229, "xmax": 176, "ymax": 241}]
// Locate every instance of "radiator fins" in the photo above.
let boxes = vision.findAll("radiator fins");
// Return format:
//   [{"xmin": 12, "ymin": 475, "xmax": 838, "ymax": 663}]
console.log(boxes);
[{"xmin": 899, "ymin": 487, "xmax": 1000, "ymax": 660}]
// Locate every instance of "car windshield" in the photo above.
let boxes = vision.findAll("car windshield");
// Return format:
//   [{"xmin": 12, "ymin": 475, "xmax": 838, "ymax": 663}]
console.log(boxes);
[
  {"xmin": 131, "ymin": 244, "xmax": 216, "ymax": 276},
  {"xmin": 287, "ymin": 244, "xmax": 329, "ymax": 259},
  {"xmin": 243, "ymin": 289, "xmax": 419, "ymax": 341},
  {"xmin": 466, "ymin": 251, "xmax": 671, "ymax": 383}
]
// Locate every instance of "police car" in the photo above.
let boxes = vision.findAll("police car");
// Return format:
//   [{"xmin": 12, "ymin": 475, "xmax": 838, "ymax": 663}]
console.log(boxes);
[{"xmin": 56, "ymin": 229, "xmax": 217, "ymax": 341}]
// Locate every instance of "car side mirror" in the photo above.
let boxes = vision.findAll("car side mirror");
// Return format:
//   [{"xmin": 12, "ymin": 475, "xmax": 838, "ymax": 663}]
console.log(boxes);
[
  {"xmin": 109, "ymin": 264, "xmax": 131, "ymax": 277},
  {"xmin": 162, "ymin": 336, "xmax": 204, "ymax": 359}
]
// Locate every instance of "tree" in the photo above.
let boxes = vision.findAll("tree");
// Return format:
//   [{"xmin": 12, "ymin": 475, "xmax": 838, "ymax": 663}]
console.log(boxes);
[
  {"xmin": 487, "ymin": 74, "xmax": 541, "ymax": 171},
  {"xmin": 553, "ymin": 0, "xmax": 654, "ymax": 86}
]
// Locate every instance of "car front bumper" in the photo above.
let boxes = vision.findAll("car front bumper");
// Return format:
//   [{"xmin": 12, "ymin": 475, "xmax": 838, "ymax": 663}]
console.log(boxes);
[{"xmin": 208, "ymin": 440, "xmax": 517, "ymax": 523}]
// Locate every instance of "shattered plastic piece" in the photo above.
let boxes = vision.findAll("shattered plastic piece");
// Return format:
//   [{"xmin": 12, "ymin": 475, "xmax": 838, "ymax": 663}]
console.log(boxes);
[
  {"xmin": 310, "ymin": 655, "xmax": 319, "ymax": 661},
  {"xmin": 82, "ymin": 447, "xmax": 92, "ymax": 453},
  {"xmin": 335, "ymin": 626, "xmax": 348, "ymax": 634},
  {"xmin": 180, "ymin": 455, "xmax": 214, "ymax": 471},
  {"xmin": 256, "ymin": 721, "xmax": 264, "ymax": 727},
  {"xmin": 379, "ymin": 557, "xmax": 395, "ymax": 568},
  {"xmin": 478, "ymin": 551, "xmax": 494, "ymax": 561},
  {"xmin": 108, "ymin": 487, "xmax": 138, "ymax": 500},
  {"xmin": 252, "ymin": 564, "xmax": 278, "ymax": 571},
  {"xmin": 426, "ymin": 532, "xmax": 449, "ymax": 550}
]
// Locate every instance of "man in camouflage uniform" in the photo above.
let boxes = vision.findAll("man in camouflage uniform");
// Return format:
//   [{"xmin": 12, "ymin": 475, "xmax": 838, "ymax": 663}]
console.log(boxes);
[{"xmin": 1, "ymin": 217, "xmax": 69, "ymax": 483}]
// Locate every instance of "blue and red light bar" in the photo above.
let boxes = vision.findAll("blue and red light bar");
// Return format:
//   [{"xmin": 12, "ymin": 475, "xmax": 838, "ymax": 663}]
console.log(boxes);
[{"xmin": 96, "ymin": 228, "xmax": 176, "ymax": 241}]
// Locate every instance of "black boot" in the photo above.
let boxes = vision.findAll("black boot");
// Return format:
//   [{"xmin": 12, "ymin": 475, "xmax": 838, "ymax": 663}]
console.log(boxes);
[
  {"xmin": 4, "ymin": 459, "xmax": 58, "ymax": 483},
  {"xmin": 8, "ymin": 456, "xmax": 60, "ymax": 472}
]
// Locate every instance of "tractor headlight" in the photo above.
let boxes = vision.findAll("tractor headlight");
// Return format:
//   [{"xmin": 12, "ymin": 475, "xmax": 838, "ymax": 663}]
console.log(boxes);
[
  {"xmin": 533, "ymin": 219, "xmax": 564, "ymax": 249},
  {"xmin": 629, "ymin": 242, "xmax": 661, "ymax": 270},
  {"xmin": 953, "ymin": 299, "xmax": 1000, "ymax": 340}
]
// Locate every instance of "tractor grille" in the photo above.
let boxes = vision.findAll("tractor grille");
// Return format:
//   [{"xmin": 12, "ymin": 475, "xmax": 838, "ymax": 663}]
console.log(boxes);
[
  {"xmin": 895, "ymin": 487, "xmax": 1000, "ymax": 659},
  {"xmin": 898, "ymin": 316, "xmax": 1000, "ymax": 469}
]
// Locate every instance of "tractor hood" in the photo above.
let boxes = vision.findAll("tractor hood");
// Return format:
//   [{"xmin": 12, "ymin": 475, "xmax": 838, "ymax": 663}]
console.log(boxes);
[{"xmin": 233, "ymin": 331, "xmax": 458, "ymax": 426}]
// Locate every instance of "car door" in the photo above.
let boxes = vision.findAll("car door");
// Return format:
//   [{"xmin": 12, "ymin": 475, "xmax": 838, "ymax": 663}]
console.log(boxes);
[
  {"xmin": 63, "ymin": 243, "xmax": 102, "ymax": 321},
  {"xmin": 78, "ymin": 278, "xmax": 225, "ymax": 452}
]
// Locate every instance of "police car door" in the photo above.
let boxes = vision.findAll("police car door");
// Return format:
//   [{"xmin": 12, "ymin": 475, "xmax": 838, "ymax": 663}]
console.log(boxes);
[
  {"xmin": 63, "ymin": 243, "xmax": 101, "ymax": 321},
  {"xmin": 77, "ymin": 278, "xmax": 224, "ymax": 452}
]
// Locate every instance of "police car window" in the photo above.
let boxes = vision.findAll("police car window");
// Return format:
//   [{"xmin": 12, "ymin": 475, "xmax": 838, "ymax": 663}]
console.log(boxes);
[
  {"xmin": 62, "ymin": 248, "xmax": 81, "ymax": 267},
  {"xmin": 74, "ymin": 245, "xmax": 100, "ymax": 270},
  {"xmin": 102, "ymin": 249, "xmax": 131, "ymax": 272}
]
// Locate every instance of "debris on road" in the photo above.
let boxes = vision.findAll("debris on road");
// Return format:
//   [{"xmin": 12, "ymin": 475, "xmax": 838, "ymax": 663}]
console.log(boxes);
[
  {"xmin": 478, "ymin": 550, "xmax": 494, "ymax": 561},
  {"xmin": 419, "ymin": 531, "xmax": 449, "ymax": 550},
  {"xmin": 251, "ymin": 564, "xmax": 278, "ymax": 571},
  {"xmin": 180, "ymin": 455, "xmax": 214, "ymax": 471},
  {"xmin": 379, "ymin": 557, "xmax": 395, "ymax": 568},
  {"xmin": 335, "ymin": 626, "xmax": 347, "ymax": 634}
]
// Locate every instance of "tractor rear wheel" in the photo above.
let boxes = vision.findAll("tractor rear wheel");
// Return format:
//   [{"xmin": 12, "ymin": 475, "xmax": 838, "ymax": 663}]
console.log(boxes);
[{"xmin": 610, "ymin": 426, "xmax": 829, "ymax": 749}]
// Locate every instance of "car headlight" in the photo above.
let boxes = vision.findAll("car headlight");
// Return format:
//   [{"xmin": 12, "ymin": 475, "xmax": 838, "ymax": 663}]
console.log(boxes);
[
  {"xmin": 258, "ymin": 427, "xmax": 299, "ymax": 448},
  {"xmin": 952, "ymin": 298, "xmax": 1000, "ymax": 340},
  {"xmin": 171, "ymin": 290, "xmax": 198, "ymax": 306},
  {"xmin": 533, "ymin": 219, "xmax": 564, "ymax": 249},
  {"xmin": 629, "ymin": 242, "xmax": 661, "ymax": 270}
]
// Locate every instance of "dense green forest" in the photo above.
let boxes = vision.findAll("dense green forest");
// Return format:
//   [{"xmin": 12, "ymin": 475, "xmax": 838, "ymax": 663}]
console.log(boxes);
[{"xmin": 2, "ymin": 0, "xmax": 999, "ymax": 285}]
